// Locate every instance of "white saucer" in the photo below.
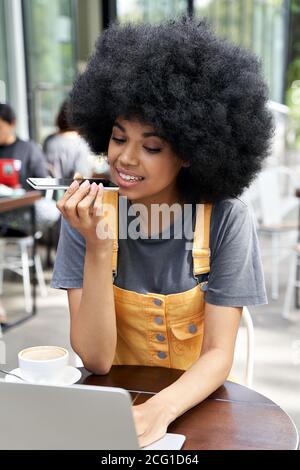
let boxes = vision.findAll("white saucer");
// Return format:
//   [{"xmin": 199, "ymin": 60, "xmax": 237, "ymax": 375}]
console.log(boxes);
[{"xmin": 4, "ymin": 366, "xmax": 82, "ymax": 386}]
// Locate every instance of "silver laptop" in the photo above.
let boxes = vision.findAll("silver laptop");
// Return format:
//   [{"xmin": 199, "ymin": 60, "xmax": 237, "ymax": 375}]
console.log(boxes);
[{"xmin": 0, "ymin": 380, "xmax": 185, "ymax": 450}]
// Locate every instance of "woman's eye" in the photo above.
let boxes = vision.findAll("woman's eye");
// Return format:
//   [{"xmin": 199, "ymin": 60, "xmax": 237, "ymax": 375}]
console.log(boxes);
[
  {"xmin": 144, "ymin": 147, "xmax": 162, "ymax": 153},
  {"xmin": 111, "ymin": 136, "xmax": 161, "ymax": 153},
  {"xmin": 112, "ymin": 136, "xmax": 125, "ymax": 144}
]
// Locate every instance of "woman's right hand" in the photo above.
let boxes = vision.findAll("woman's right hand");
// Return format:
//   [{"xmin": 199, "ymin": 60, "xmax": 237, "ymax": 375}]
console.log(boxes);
[{"xmin": 56, "ymin": 180, "xmax": 115, "ymax": 250}]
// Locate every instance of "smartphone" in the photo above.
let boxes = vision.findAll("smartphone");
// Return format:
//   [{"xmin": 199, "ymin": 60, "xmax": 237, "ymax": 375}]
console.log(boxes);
[{"xmin": 26, "ymin": 177, "xmax": 119, "ymax": 191}]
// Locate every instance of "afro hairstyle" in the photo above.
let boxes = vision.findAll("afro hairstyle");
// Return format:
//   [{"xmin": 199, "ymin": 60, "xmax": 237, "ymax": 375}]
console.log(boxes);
[{"xmin": 70, "ymin": 16, "xmax": 274, "ymax": 203}]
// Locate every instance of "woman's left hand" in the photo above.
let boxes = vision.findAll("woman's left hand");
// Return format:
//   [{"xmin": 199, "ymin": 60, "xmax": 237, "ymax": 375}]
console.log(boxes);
[{"xmin": 132, "ymin": 395, "xmax": 177, "ymax": 448}]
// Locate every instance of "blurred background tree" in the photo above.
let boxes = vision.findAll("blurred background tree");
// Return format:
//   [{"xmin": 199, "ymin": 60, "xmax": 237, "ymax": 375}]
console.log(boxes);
[
  {"xmin": 287, "ymin": 0, "xmax": 300, "ymax": 87},
  {"xmin": 286, "ymin": 0, "xmax": 300, "ymax": 149}
]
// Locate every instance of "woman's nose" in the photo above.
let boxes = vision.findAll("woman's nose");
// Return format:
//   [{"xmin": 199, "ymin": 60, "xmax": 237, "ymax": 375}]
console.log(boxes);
[{"xmin": 118, "ymin": 148, "xmax": 139, "ymax": 166}]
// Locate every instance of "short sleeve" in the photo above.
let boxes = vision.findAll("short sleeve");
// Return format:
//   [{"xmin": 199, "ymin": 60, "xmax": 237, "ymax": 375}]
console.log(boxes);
[
  {"xmin": 205, "ymin": 198, "xmax": 267, "ymax": 307},
  {"xmin": 51, "ymin": 217, "xmax": 86, "ymax": 289}
]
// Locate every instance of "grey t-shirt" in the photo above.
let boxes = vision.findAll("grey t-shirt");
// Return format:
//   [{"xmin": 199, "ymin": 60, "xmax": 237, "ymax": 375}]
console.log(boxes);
[
  {"xmin": 51, "ymin": 197, "xmax": 267, "ymax": 307},
  {"xmin": 43, "ymin": 133, "xmax": 92, "ymax": 178}
]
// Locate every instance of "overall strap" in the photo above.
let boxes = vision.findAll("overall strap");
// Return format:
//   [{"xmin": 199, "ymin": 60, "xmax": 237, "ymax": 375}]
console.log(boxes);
[
  {"xmin": 192, "ymin": 203, "xmax": 213, "ymax": 276},
  {"xmin": 100, "ymin": 190, "xmax": 118, "ymax": 277},
  {"xmin": 110, "ymin": 197, "xmax": 212, "ymax": 278}
]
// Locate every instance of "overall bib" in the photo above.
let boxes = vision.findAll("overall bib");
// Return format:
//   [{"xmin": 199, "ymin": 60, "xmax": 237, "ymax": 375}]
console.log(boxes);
[{"xmin": 105, "ymin": 192, "xmax": 212, "ymax": 371}]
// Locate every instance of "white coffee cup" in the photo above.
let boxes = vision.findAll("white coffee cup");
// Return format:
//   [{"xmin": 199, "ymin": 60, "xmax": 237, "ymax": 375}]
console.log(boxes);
[{"xmin": 18, "ymin": 346, "xmax": 69, "ymax": 384}]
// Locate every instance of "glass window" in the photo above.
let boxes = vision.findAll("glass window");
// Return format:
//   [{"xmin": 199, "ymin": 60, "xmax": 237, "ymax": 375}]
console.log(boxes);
[
  {"xmin": 194, "ymin": 0, "xmax": 287, "ymax": 103},
  {"xmin": 22, "ymin": 0, "xmax": 76, "ymax": 142},
  {"xmin": 116, "ymin": 0, "xmax": 287, "ymax": 102},
  {"xmin": 0, "ymin": 0, "xmax": 8, "ymax": 102},
  {"xmin": 116, "ymin": 0, "xmax": 188, "ymax": 24}
]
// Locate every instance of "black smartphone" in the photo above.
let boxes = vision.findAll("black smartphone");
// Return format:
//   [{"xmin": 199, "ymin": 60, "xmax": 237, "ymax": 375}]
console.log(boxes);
[{"xmin": 26, "ymin": 177, "xmax": 119, "ymax": 191}]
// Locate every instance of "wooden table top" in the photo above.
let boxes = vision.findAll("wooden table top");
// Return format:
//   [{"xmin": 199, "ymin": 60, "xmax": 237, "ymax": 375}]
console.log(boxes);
[
  {"xmin": 78, "ymin": 365, "xmax": 299, "ymax": 450},
  {"xmin": 0, "ymin": 191, "xmax": 42, "ymax": 213}
]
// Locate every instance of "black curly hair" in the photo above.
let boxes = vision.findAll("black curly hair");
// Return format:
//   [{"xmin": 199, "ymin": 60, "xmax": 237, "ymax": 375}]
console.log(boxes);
[
  {"xmin": 70, "ymin": 16, "xmax": 273, "ymax": 203},
  {"xmin": 56, "ymin": 99, "xmax": 74, "ymax": 132}
]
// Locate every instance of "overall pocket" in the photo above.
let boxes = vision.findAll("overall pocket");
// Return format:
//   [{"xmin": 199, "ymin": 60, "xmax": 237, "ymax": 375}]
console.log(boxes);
[{"xmin": 169, "ymin": 316, "xmax": 204, "ymax": 370}]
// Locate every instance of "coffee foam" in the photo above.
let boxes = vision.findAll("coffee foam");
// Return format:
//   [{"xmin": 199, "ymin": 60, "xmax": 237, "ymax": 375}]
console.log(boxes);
[{"xmin": 20, "ymin": 347, "xmax": 66, "ymax": 361}]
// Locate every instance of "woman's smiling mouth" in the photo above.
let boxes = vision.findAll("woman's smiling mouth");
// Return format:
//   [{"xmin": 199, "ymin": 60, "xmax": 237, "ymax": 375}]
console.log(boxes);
[{"xmin": 115, "ymin": 168, "xmax": 145, "ymax": 187}]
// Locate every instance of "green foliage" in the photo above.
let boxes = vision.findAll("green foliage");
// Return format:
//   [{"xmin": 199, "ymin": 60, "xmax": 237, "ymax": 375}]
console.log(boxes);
[
  {"xmin": 117, "ymin": 0, "xmax": 187, "ymax": 23},
  {"xmin": 23, "ymin": 0, "xmax": 76, "ymax": 141},
  {"xmin": 291, "ymin": 0, "xmax": 300, "ymax": 14},
  {"xmin": 286, "ymin": 81, "xmax": 300, "ymax": 149},
  {"xmin": 288, "ymin": 0, "xmax": 300, "ymax": 87}
]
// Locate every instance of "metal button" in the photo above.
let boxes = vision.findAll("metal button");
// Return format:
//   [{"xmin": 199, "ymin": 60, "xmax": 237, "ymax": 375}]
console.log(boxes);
[
  {"xmin": 153, "ymin": 298, "xmax": 162, "ymax": 306},
  {"xmin": 200, "ymin": 282, "xmax": 208, "ymax": 292},
  {"xmin": 156, "ymin": 334, "xmax": 166, "ymax": 342},
  {"xmin": 188, "ymin": 323, "xmax": 198, "ymax": 334},
  {"xmin": 157, "ymin": 351, "xmax": 167, "ymax": 359},
  {"xmin": 155, "ymin": 316, "xmax": 164, "ymax": 325}
]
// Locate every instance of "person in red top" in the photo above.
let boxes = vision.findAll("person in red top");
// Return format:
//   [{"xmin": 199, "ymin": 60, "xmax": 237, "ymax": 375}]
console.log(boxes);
[
  {"xmin": 0, "ymin": 103, "xmax": 53, "ymax": 238},
  {"xmin": 0, "ymin": 103, "xmax": 48, "ymax": 190}
]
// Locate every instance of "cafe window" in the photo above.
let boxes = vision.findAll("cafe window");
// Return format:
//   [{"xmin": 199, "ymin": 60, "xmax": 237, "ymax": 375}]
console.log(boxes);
[
  {"xmin": 115, "ymin": 0, "xmax": 288, "ymax": 102},
  {"xmin": 22, "ymin": 0, "xmax": 77, "ymax": 142},
  {"xmin": 116, "ymin": 0, "xmax": 188, "ymax": 23},
  {"xmin": 194, "ymin": 0, "xmax": 288, "ymax": 102},
  {"xmin": 0, "ymin": 0, "xmax": 8, "ymax": 102}
]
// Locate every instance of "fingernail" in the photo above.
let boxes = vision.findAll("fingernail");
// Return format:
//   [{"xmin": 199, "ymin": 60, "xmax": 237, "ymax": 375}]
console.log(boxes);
[
  {"xmin": 90, "ymin": 182, "xmax": 97, "ymax": 192},
  {"xmin": 81, "ymin": 180, "xmax": 90, "ymax": 189},
  {"xmin": 70, "ymin": 181, "xmax": 79, "ymax": 190},
  {"xmin": 98, "ymin": 183, "xmax": 103, "ymax": 189}
]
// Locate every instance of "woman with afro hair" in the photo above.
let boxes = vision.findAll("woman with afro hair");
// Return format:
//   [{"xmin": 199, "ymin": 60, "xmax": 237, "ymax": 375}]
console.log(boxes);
[{"xmin": 52, "ymin": 16, "xmax": 273, "ymax": 447}]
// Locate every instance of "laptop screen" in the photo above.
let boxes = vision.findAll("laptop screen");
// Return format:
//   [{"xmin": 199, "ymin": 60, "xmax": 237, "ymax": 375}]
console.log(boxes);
[{"xmin": 0, "ymin": 380, "xmax": 186, "ymax": 450}]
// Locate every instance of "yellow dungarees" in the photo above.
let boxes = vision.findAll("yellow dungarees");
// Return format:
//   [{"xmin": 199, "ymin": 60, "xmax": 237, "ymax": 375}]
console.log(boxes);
[{"xmin": 105, "ymin": 192, "xmax": 212, "ymax": 371}]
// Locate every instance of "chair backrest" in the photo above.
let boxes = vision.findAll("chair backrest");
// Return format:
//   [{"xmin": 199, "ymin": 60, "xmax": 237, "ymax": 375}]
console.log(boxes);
[
  {"xmin": 256, "ymin": 166, "xmax": 298, "ymax": 226},
  {"xmin": 241, "ymin": 307, "xmax": 254, "ymax": 387},
  {"xmin": 230, "ymin": 307, "xmax": 255, "ymax": 387}
]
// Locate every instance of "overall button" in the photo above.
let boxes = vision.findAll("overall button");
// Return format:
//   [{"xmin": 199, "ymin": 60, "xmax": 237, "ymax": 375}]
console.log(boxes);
[
  {"xmin": 155, "ymin": 316, "xmax": 164, "ymax": 325},
  {"xmin": 200, "ymin": 282, "xmax": 208, "ymax": 292},
  {"xmin": 188, "ymin": 323, "xmax": 198, "ymax": 334},
  {"xmin": 153, "ymin": 298, "xmax": 162, "ymax": 306},
  {"xmin": 157, "ymin": 351, "xmax": 167, "ymax": 360},
  {"xmin": 156, "ymin": 334, "xmax": 166, "ymax": 342}
]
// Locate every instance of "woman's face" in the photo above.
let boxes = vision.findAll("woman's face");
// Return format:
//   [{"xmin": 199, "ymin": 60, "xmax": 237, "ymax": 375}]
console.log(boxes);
[{"xmin": 108, "ymin": 117, "xmax": 185, "ymax": 204}]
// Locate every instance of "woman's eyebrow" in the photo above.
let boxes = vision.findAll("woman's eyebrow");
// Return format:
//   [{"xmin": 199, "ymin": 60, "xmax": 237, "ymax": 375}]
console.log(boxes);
[
  {"xmin": 142, "ymin": 132, "xmax": 161, "ymax": 138},
  {"xmin": 113, "ymin": 122, "xmax": 126, "ymax": 132},
  {"xmin": 113, "ymin": 121, "xmax": 162, "ymax": 139}
]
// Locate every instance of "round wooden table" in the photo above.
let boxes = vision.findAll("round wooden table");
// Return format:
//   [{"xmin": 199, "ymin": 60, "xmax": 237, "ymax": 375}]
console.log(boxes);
[{"xmin": 77, "ymin": 365, "xmax": 299, "ymax": 450}]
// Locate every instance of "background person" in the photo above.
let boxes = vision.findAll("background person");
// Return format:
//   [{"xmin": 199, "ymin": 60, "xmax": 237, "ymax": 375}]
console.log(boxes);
[
  {"xmin": 0, "ymin": 103, "xmax": 48, "ymax": 189},
  {"xmin": 0, "ymin": 103, "xmax": 59, "ymax": 239},
  {"xmin": 43, "ymin": 99, "xmax": 93, "ymax": 180}
]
